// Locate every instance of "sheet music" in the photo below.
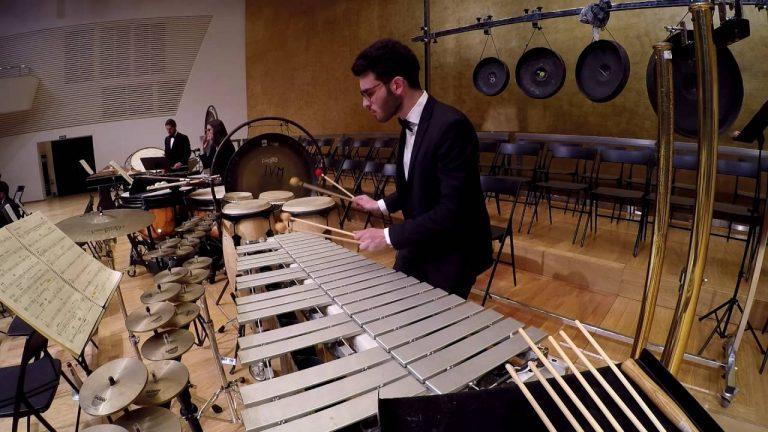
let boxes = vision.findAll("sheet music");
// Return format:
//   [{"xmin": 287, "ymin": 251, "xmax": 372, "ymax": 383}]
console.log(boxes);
[{"xmin": 0, "ymin": 214, "xmax": 121, "ymax": 355}]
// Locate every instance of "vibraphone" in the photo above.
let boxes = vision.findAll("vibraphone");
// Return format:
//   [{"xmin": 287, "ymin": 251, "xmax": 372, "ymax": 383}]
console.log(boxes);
[{"xmin": 234, "ymin": 232, "xmax": 547, "ymax": 431}]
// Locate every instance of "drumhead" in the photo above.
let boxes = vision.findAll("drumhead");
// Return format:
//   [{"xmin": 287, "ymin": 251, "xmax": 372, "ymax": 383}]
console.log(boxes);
[
  {"xmin": 258, "ymin": 190, "xmax": 295, "ymax": 204},
  {"xmin": 189, "ymin": 186, "xmax": 226, "ymax": 202},
  {"xmin": 282, "ymin": 196, "xmax": 335, "ymax": 214},
  {"xmin": 128, "ymin": 147, "xmax": 165, "ymax": 171},
  {"xmin": 223, "ymin": 199, "xmax": 272, "ymax": 216},
  {"xmin": 223, "ymin": 191, "xmax": 254, "ymax": 203},
  {"xmin": 225, "ymin": 133, "xmax": 318, "ymax": 199}
]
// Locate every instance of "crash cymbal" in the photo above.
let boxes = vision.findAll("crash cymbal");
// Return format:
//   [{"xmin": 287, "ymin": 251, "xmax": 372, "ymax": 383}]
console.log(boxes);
[
  {"xmin": 146, "ymin": 248, "xmax": 174, "ymax": 259},
  {"xmin": 172, "ymin": 284, "xmax": 205, "ymax": 303},
  {"xmin": 79, "ymin": 358, "xmax": 148, "ymax": 416},
  {"xmin": 178, "ymin": 238, "xmax": 200, "ymax": 249},
  {"xmin": 82, "ymin": 425, "xmax": 128, "ymax": 432},
  {"xmin": 141, "ymin": 329, "xmax": 195, "ymax": 361},
  {"xmin": 162, "ymin": 302, "xmax": 200, "ymax": 328},
  {"xmin": 174, "ymin": 245, "xmax": 195, "ymax": 258},
  {"xmin": 140, "ymin": 283, "xmax": 182, "ymax": 304},
  {"xmin": 180, "ymin": 268, "xmax": 209, "ymax": 284},
  {"xmin": 152, "ymin": 267, "xmax": 189, "ymax": 285},
  {"xmin": 125, "ymin": 302, "xmax": 176, "ymax": 333},
  {"xmin": 182, "ymin": 256, "xmax": 212, "ymax": 270},
  {"xmin": 158, "ymin": 238, "xmax": 181, "ymax": 248},
  {"xmin": 114, "ymin": 407, "xmax": 181, "ymax": 432},
  {"xmin": 57, "ymin": 209, "xmax": 156, "ymax": 243},
  {"xmin": 132, "ymin": 360, "xmax": 190, "ymax": 406}
]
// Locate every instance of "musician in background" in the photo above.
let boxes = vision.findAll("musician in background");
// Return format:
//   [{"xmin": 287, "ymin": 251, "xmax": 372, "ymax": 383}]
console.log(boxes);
[
  {"xmin": 0, "ymin": 181, "xmax": 22, "ymax": 228},
  {"xmin": 201, "ymin": 119, "xmax": 235, "ymax": 176},
  {"xmin": 164, "ymin": 118, "xmax": 191, "ymax": 170},
  {"xmin": 350, "ymin": 39, "xmax": 493, "ymax": 300}
]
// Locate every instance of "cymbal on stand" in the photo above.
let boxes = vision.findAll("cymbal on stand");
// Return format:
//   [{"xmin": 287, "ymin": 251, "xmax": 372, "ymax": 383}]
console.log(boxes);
[
  {"xmin": 158, "ymin": 238, "xmax": 182, "ymax": 249},
  {"xmin": 114, "ymin": 406, "xmax": 181, "ymax": 432},
  {"xmin": 141, "ymin": 329, "xmax": 195, "ymax": 361},
  {"xmin": 171, "ymin": 284, "xmax": 205, "ymax": 303},
  {"xmin": 82, "ymin": 425, "xmax": 129, "ymax": 432},
  {"xmin": 153, "ymin": 267, "xmax": 189, "ymax": 285},
  {"xmin": 182, "ymin": 256, "xmax": 212, "ymax": 270},
  {"xmin": 56, "ymin": 209, "xmax": 156, "ymax": 243},
  {"xmin": 180, "ymin": 268, "xmax": 209, "ymax": 285},
  {"xmin": 79, "ymin": 358, "xmax": 148, "ymax": 417},
  {"xmin": 126, "ymin": 302, "xmax": 176, "ymax": 333},
  {"xmin": 162, "ymin": 302, "xmax": 201, "ymax": 328},
  {"xmin": 133, "ymin": 360, "xmax": 190, "ymax": 406},
  {"xmin": 140, "ymin": 283, "xmax": 182, "ymax": 304}
]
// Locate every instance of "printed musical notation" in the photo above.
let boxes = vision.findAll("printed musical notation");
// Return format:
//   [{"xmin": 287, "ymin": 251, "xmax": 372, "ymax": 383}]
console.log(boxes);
[{"xmin": 0, "ymin": 214, "xmax": 121, "ymax": 355}]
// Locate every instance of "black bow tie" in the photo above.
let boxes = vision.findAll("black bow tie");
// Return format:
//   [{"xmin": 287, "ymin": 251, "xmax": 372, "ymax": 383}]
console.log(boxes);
[{"xmin": 398, "ymin": 118, "xmax": 414, "ymax": 132}]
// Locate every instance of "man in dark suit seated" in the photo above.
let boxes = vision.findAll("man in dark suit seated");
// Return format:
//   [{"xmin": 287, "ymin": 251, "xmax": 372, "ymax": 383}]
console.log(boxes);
[
  {"xmin": 0, "ymin": 181, "xmax": 22, "ymax": 228},
  {"xmin": 164, "ymin": 118, "xmax": 191, "ymax": 170},
  {"xmin": 350, "ymin": 39, "xmax": 493, "ymax": 300}
]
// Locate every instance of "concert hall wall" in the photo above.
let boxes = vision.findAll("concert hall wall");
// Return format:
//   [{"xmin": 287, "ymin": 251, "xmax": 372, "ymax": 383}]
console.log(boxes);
[
  {"xmin": 0, "ymin": 0, "xmax": 247, "ymax": 202},
  {"xmin": 245, "ymin": 0, "xmax": 767, "ymax": 144}
]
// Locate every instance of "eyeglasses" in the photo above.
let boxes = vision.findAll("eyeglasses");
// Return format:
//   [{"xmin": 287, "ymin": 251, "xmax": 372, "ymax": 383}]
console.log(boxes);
[{"xmin": 360, "ymin": 82, "xmax": 383, "ymax": 102}]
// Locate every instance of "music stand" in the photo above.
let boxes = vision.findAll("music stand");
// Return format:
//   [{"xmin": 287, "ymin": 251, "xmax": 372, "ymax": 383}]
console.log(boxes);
[{"xmin": 140, "ymin": 156, "xmax": 170, "ymax": 172}]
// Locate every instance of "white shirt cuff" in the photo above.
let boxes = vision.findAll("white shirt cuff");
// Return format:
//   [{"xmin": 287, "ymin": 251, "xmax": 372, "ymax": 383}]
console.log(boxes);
[
  {"xmin": 383, "ymin": 227, "xmax": 392, "ymax": 246},
  {"xmin": 377, "ymin": 199, "xmax": 389, "ymax": 216}
]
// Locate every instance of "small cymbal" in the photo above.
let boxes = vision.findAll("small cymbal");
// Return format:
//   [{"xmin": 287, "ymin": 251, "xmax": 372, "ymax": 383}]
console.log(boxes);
[
  {"xmin": 141, "ymin": 329, "xmax": 195, "ymax": 361},
  {"xmin": 79, "ymin": 358, "xmax": 148, "ymax": 416},
  {"xmin": 114, "ymin": 407, "xmax": 181, "ymax": 432},
  {"xmin": 82, "ymin": 424, "xmax": 129, "ymax": 432},
  {"xmin": 158, "ymin": 238, "xmax": 181, "ymax": 248},
  {"xmin": 140, "ymin": 283, "xmax": 182, "ymax": 304},
  {"xmin": 171, "ymin": 284, "xmax": 205, "ymax": 303},
  {"xmin": 178, "ymin": 238, "xmax": 200, "ymax": 249},
  {"xmin": 162, "ymin": 302, "xmax": 200, "ymax": 328},
  {"xmin": 182, "ymin": 256, "xmax": 212, "ymax": 270},
  {"xmin": 180, "ymin": 268, "xmax": 208, "ymax": 284},
  {"xmin": 185, "ymin": 231, "xmax": 206, "ymax": 240},
  {"xmin": 146, "ymin": 248, "xmax": 174, "ymax": 259},
  {"xmin": 133, "ymin": 360, "xmax": 189, "ymax": 406},
  {"xmin": 57, "ymin": 209, "xmax": 156, "ymax": 243},
  {"xmin": 153, "ymin": 268, "xmax": 189, "ymax": 285},
  {"xmin": 196, "ymin": 224, "xmax": 212, "ymax": 232},
  {"xmin": 126, "ymin": 302, "xmax": 176, "ymax": 333},
  {"xmin": 174, "ymin": 245, "xmax": 195, "ymax": 258}
]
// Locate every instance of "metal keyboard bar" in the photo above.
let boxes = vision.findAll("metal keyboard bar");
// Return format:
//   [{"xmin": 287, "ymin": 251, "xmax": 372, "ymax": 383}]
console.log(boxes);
[
  {"xmin": 287, "ymin": 243, "xmax": 342, "ymax": 257},
  {"xmin": 241, "ymin": 361, "xmax": 408, "ymax": 431},
  {"xmin": 239, "ymin": 313, "xmax": 352, "ymax": 350},
  {"xmin": 237, "ymin": 254, "xmax": 295, "ymax": 272},
  {"xmin": 237, "ymin": 241, "xmax": 282, "ymax": 255},
  {"xmin": 314, "ymin": 264, "xmax": 385, "ymax": 284},
  {"xmin": 298, "ymin": 251, "xmax": 362, "ymax": 269},
  {"xmin": 407, "ymin": 318, "xmax": 523, "ymax": 382},
  {"xmin": 236, "ymin": 288, "xmax": 327, "ymax": 314},
  {"xmin": 276, "ymin": 234, "xmax": 325, "ymax": 245},
  {"xmin": 237, "ymin": 295, "xmax": 334, "ymax": 326},
  {"xmin": 326, "ymin": 273, "xmax": 411, "ymax": 297},
  {"xmin": 379, "ymin": 302, "xmax": 488, "ymax": 353},
  {"xmin": 321, "ymin": 267, "xmax": 397, "ymax": 290},
  {"xmin": 334, "ymin": 277, "xmax": 419, "ymax": 305},
  {"xmin": 259, "ymin": 377, "xmax": 428, "ymax": 432},
  {"xmin": 425, "ymin": 326, "xmax": 547, "ymax": 394},
  {"xmin": 308, "ymin": 258, "xmax": 376, "ymax": 278},
  {"xmin": 239, "ymin": 320, "xmax": 364, "ymax": 365},
  {"xmin": 237, "ymin": 268, "xmax": 309, "ymax": 290},
  {"xmin": 236, "ymin": 283, "xmax": 320, "ymax": 306},
  {"xmin": 343, "ymin": 284, "xmax": 434, "ymax": 315},
  {"xmin": 390, "ymin": 308, "xmax": 504, "ymax": 365},
  {"xmin": 357, "ymin": 289, "xmax": 453, "ymax": 329},
  {"xmin": 240, "ymin": 346, "xmax": 392, "ymax": 407}
]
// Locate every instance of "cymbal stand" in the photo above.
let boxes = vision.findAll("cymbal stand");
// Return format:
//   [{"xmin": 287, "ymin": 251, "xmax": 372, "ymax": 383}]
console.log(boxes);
[
  {"xmin": 105, "ymin": 238, "xmax": 143, "ymax": 361},
  {"xmin": 196, "ymin": 280, "xmax": 241, "ymax": 423}
]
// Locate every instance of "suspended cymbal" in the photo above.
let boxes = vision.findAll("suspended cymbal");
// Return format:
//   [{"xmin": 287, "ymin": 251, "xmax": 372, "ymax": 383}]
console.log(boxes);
[
  {"xmin": 133, "ymin": 360, "xmax": 190, "ymax": 406},
  {"xmin": 140, "ymin": 283, "xmax": 182, "ymax": 304},
  {"xmin": 158, "ymin": 238, "xmax": 182, "ymax": 248},
  {"xmin": 79, "ymin": 358, "xmax": 148, "ymax": 416},
  {"xmin": 141, "ymin": 329, "xmax": 195, "ymax": 361},
  {"xmin": 126, "ymin": 302, "xmax": 176, "ymax": 333},
  {"xmin": 172, "ymin": 284, "xmax": 205, "ymax": 303},
  {"xmin": 114, "ymin": 407, "xmax": 181, "ymax": 432},
  {"xmin": 146, "ymin": 248, "xmax": 174, "ymax": 259},
  {"xmin": 182, "ymin": 256, "xmax": 212, "ymax": 270},
  {"xmin": 82, "ymin": 425, "xmax": 128, "ymax": 432},
  {"xmin": 180, "ymin": 268, "xmax": 209, "ymax": 284},
  {"xmin": 162, "ymin": 302, "xmax": 200, "ymax": 328},
  {"xmin": 185, "ymin": 231, "xmax": 207, "ymax": 240},
  {"xmin": 174, "ymin": 245, "xmax": 195, "ymax": 258},
  {"xmin": 57, "ymin": 209, "xmax": 155, "ymax": 243},
  {"xmin": 153, "ymin": 267, "xmax": 189, "ymax": 285},
  {"xmin": 178, "ymin": 238, "xmax": 200, "ymax": 249}
]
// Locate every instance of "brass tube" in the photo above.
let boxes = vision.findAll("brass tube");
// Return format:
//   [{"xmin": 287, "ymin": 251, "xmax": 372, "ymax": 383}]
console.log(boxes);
[
  {"xmin": 631, "ymin": 42, "xmax": 674, "ymax": 358},
  {"xmin": 661, "ymin": 1, "xmax": 719, "ymax": 374}
]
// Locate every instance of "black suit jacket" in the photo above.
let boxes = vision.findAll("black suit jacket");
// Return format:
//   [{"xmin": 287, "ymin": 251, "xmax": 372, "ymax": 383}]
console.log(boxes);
[
  {"xmin": 164, "ymin": 132, "xmax": 191, "ymax": 167},
  {"xmin": 384, "ymin": 96, "xmax": 492, "ymax": 295}
]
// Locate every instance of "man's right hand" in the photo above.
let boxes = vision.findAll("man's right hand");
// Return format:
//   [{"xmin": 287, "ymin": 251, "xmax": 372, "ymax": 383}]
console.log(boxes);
[{"xmin": 352, "ymin": 195, "xmax": 382, "ymax": 215}]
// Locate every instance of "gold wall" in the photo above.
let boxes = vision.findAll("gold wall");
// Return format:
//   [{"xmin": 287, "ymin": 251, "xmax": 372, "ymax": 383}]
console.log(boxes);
[{"xmin": 246, "ymin": 1, "xmax": 767, "ymax": 141}]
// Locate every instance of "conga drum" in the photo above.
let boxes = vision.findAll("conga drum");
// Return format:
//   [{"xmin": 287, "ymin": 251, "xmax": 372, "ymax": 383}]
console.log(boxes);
[
  {"xmin": 281, "ymin": 196, "xmax": 338, "ymax": 234},
  {"xmin": 221, "ymin": 199, "xmax": 272, "ymax": 289},
  {"xmin": 223, "ymin": 191, "xmax": 253, "ymax": 206},
  {"xmin": 259, "ymin": 190, "xmax": 295, "ymax": 225}
]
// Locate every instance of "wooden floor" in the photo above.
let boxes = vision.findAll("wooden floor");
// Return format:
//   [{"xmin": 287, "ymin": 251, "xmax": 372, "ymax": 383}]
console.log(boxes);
[{"xmin": 1, "ymin": 192, "xmax": 767, "ymax": 431}]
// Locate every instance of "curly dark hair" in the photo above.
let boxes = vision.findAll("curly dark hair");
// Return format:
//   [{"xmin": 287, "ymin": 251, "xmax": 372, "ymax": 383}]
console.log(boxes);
[{"xmin": 351, "ymin": 39, "xmax": 421, "ymax": 90}]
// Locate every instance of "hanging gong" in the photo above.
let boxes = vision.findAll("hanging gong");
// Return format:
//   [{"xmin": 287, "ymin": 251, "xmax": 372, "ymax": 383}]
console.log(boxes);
[
  {"xmin": 515, "ymin": 47, "xmax": 566, "ymax": 99},
  {"xmin": 646, "ymin": 30, "xmax": 744, "ymax": 138},
  {"xmin": 473, "ymin": 57, "xmax": 511, "ymax": 96},
  {"xmin": 575, "ymin": 40, "xmax": 630, "ymax": 103}
]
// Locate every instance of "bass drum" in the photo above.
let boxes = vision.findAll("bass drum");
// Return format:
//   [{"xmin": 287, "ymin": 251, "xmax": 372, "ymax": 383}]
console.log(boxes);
[
  {"xmin": 224, "ymin": 133, "xmax": 318, "ymax": 199},
  {"xmin": 126, "ymin": 147, "xmax": 165, "ymax": 171}
]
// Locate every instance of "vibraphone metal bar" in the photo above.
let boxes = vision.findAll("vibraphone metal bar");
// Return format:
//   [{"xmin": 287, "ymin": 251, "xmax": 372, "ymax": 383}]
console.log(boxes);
[{"xmin": 234, "ymin": 233, "xmax": 546, "ymax": 431}]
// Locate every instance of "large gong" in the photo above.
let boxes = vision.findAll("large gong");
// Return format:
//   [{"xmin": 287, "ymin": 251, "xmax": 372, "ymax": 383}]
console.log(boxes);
[
  {"xmin": 515, "ymin": 47, "xmax": 566, "ymax": 99},
  {"xmin": 224, "ymin": 133, "xmax": 316, "ymax": 199},
  {"xmin": 576, "ymin": 40, "xmax": 630, "ymax": 103}
]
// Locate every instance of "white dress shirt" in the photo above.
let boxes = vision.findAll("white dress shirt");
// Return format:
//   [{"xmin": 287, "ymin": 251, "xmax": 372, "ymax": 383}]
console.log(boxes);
[{"xmin": 377, "ymin": 91, "xmax": 429, "ymax": 246}]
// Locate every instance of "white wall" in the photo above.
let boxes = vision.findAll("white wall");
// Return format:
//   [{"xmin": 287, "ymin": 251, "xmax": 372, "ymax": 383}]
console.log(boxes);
[{"xmin": 0, "ymin": 0, "xmax": 247, "ymax": 202}]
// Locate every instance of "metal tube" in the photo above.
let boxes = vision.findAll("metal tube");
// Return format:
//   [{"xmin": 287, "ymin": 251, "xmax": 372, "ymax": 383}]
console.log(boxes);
[
  {"xmin": 661, "ymin": 1, "xmax": 719, "ymax": 374},
  {"xmin": 631, "ymin": 42, "xmax": 674, "ymax": 358},
  {"xmin": 423, "ymin": 0, "xmax": 431, "ymax": 92}
]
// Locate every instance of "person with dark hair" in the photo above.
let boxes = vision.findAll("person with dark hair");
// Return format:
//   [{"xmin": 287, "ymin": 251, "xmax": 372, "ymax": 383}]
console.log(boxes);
[
  {"xmin": 0, "ymin": 181, "xmax": 22, "ymax": 228},
  {"xmin": 350, "ymin": 38, "xmax": 493, "ymax": 300},
  {"xmin": 164, "ymin": 118, "xmax": 191, "ymax": 170},
  {"xmin": 201, "ymin": 119, "xmax": 235, "ymax": 176}
]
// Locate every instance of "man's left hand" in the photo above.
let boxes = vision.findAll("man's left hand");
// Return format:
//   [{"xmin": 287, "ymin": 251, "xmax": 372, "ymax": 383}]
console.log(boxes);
[
  {"xmin": 172, "ymin": 162, "xmax": 182, "ymax": 169},
  {"xmin": 354, "ymin": 228, "xmax": 388, "ymax": 251}
]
